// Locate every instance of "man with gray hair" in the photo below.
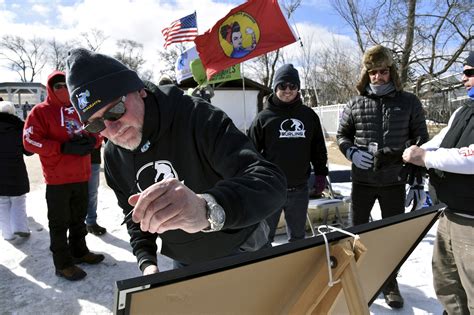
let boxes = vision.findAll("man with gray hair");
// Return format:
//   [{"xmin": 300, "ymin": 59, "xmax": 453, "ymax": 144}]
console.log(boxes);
[{"xmin": 65, "ymin": 48, "xmax": 286, "ymax": 275}]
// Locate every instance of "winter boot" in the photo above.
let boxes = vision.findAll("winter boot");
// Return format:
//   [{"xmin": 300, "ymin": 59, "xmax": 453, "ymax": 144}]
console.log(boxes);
[
  {"xmin": 73, "ymin": 252, "xmax": 105, "ymax": 265},
  {"xmin": 86, "ymin": 223, "xmax": 107, "ymax": 236},
  {"xmin": 383, "ymin": 277, "xmax": 404, "ymax": 309},
  {"xmin": 55, "ymin": 265, "xmax": 87, "ymax": 281}
]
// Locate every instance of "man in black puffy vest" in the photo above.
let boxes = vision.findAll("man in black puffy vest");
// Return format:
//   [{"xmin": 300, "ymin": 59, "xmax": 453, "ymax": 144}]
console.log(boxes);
[{"xmin": 403, "ymin": 51, "xmax": 474, "ymax": 315}]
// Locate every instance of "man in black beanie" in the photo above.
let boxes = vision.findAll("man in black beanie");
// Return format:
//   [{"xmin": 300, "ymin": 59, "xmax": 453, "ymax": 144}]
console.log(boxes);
[
  {"xmin": 403, "ymin": 51, "xmax": 474, "ymax": 315},
  {"xmin": 248, "ymin": 64, "xmax": 328, "ymax": 244},
  {"xmin": 65, "ymin": 48, "xmax": 286, "ymax": 275}
]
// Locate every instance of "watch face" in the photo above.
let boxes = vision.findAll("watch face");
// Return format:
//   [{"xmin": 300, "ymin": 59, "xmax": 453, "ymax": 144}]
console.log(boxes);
[{"xmin": 210, "ymin": 205, "xmax": 225, "ymax": 225}]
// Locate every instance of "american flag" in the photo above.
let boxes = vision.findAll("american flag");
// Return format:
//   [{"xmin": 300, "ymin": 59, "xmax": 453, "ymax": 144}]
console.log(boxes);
[{"xmin": 162, "ymin": 12, "xmax": 198, "ymax": 48}]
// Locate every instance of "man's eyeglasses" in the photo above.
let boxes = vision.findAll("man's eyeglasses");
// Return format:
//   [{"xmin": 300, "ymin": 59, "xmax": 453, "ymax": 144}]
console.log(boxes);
[
  {"xmin": 277, "ymin": 83, "xmax": 298, "ymax": 91},
  {"xmin": 53, "ymin": 82, "xmax": 67, "ymax": 90},
  {"xmin": 84, "ymin": 96, "xmax": 126, "ymax": 133},
  {"xmin": 368, "ymin": 69, "xmax": 390, "ymax": 76},
  {"xmin": 463, "ymin": 69, "xmax": 474, "ymax": 77}
]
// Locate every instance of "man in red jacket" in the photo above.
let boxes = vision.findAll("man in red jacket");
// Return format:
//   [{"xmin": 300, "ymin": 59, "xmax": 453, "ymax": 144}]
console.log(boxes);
[{"xmin": 23, "ymin": 71, "xmax": 104, "ymax": 281}]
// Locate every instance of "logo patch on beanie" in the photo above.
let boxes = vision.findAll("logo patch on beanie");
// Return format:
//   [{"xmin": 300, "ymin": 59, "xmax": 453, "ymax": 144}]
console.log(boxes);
[
  {"xmin": 76, "ymin": 89, "xmax": 102, "ymax": 113},
  {"xmin": 76, "ymin": 90, "xmax": 91, "ymax": 110}
]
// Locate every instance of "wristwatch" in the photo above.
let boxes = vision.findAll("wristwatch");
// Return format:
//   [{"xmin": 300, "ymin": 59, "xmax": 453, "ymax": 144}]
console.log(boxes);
[{"xmin": 201, "ymin": 193, "xmax": 226, "ymax": 233}]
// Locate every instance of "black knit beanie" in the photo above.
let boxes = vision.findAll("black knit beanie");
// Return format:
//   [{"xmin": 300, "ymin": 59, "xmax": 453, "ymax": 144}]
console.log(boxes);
[
  {"xmin": 273, "ymin": 64, "xmax": 300, "ymax": 92},
  {"xmin": 464, "ymin": 51, "xmax": 474, "ymax": 67},
  {"xmin": 65, "ymin": 48, "xmax": 144, "ymax": 123}
]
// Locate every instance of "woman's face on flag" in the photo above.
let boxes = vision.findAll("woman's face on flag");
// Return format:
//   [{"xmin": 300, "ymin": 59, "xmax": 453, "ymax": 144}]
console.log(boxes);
[{"xmin": 231, "ymin": 31, "xmax": 243, "ymax": 49}]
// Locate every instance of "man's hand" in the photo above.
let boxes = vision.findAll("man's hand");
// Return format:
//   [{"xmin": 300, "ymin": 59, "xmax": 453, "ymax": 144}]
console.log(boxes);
[
  {"xmin": 346, "ymin": 147, "xmax": 373, "ymax": 170},
  {"xmin": 143, "ymin": 265, "xmax": 159, "ymax": 275},
  {"xmin": 314, "ymin": 175, "xmax": 326, "ymax": 195},
  {"xmin": 127, "ymin": 178, "xmax": 209, "ymax": 234},
  {"xmin": 402, "ymin": 145, "xmax": 426, "ymax": 167}
]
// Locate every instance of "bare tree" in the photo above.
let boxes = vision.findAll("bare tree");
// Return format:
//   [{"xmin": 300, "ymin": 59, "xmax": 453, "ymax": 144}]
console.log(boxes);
[
  {"xmin": 47, "ymin": 38, "xmax": 80, "ymax": 71},
  {"xmin": 246, "ymin": 0, "xmax": 301, "ymax": 88},
  {"xmin": 331, "ymin": 0, "xmax": 473, "ymax": 91},
  {"xmin": 316, "ymin": 38, "xmax": 360, "ymax": 105},
  {"xmin": 0, "ymin": 35, "xmax": 47, "ymax": 82},
  {"xmin": 156, "ymin": 43, "xmax": 188, "ymax": 81},
  {"xmin": 80, "ymin": 28, "xmax": 108, "ymax": 52},
  {"xmin": 114, "ymin": 39, "xmax": 146, "ymax": 72}
]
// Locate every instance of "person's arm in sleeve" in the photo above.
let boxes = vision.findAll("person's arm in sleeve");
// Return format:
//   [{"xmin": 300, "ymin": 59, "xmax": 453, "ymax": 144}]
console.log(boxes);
[
  {"xmin": 197, "ymin": 105, "xmax": 287, "ymax": 229},
  {"xmin": 336, "ymin": 100, "xmax": 356, "ymax": 157},
  {"xmin": 247, "ymin": 116, "xmax": 264, "ymax": 153},
  {"xmin": 104, "ymin": 149, "xmax": 158, "ymax": 274},
  {"xmin": 424, "ymin": 145, "xmax": 474, "ymax": 174},
  {"xmin": 23, "ymin": 107, "xmax": 61, "ymax": 156},
  {"xmin": 403, "ymin": 108, "xmax": 474, "ymax": 175},
  {"xmin": 310, "ymin": 112, "xmax": 329, "ymax": 176}
]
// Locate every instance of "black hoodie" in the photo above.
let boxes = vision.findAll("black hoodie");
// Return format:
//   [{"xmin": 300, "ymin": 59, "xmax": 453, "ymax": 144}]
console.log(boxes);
[
  {"xmin": 104, "ymin": 85, "xmax": 286, "ymax": 267},
  {"xmin": 248, "ymin": 94, "xmax": 328, "ymax": 187}
]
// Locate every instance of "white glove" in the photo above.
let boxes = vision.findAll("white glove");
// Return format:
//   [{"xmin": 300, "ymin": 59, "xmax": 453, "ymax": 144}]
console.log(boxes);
[
  {"xmin": 346, "ymin": 146, "xmax": 374, "ymax": 170},
  {"xmin": 405, "ymin": 184, "xmax": 426, "ymax": 210}
]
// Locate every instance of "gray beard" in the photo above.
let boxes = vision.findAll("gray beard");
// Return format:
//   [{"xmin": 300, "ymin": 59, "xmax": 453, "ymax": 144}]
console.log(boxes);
[{"xmin": 111, "ymin": 130, "xmax": 143, "ymax": 151}]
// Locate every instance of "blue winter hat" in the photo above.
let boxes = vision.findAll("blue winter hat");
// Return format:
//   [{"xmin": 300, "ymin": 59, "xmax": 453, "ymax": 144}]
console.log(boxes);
[
  {"xmin": 273, "ymin": 64, "xmax": 300, "ymax": 92},
  {"xmin": 65, "ymin": 48, "xmax": 144, "ymax": 123}
]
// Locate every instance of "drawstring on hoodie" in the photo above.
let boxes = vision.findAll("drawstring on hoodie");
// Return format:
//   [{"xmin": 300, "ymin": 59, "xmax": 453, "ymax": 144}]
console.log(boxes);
[{"xmin": 60, "ymin": 107, "xmax": 65, "ymax": 127}]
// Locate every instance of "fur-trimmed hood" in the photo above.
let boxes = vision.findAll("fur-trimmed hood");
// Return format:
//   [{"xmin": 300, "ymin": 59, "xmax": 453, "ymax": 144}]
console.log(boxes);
[{"xmin": 356, "ymin": 45, "xmax": 403, "ymax": 95}]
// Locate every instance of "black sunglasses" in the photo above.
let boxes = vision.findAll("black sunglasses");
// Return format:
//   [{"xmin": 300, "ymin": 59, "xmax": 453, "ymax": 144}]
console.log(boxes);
[
  {"xmin": 84, "ymin": 96, "xmax": 126, "ymax": 133},
  {"xmin": 277, "ymin": 82, "xmax": 298, "ymax": 91},
  {"xmin": 463, "ymin": 69, "xmax": 474, "ymax": 77}
]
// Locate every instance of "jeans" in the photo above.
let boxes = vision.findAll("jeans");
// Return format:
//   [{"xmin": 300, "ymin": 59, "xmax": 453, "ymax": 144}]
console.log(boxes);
[
  {"xmin": 266, "ymin": 184, "xmax": 309, "ymax": 243},
  {"xmin": 433, "ymin": 211, "xmax": 474, "ymax": 315},
  {"xmin": 86, "ymin": 163, "xmax": 100, "ymax": 225}
]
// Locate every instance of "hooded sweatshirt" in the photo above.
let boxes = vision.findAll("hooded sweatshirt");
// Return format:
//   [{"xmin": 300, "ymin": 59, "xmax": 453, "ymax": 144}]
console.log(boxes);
[
  {"xmin": 248, "ymin": 94, "xmax": 328, "ymax": 187},
  {"xmin": 23, "ymin": 70, "xmax": 99, "ymax": 185}
]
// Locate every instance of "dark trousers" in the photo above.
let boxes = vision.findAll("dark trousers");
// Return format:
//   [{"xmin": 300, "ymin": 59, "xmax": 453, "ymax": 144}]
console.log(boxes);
[
  {"xmin": 46, "ymin": 182, "xmax": 89, "ymax": 269},
  {"xmin": 351, "ymin": 183, "xmax": 405, "ymax": 226},
  {"xmin": 266, "ymin": 185, "xmax": 309, "ymax": 243}
]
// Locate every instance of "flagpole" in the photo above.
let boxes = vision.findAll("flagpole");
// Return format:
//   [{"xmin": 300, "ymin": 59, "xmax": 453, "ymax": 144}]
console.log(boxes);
[{"xmin": 241, "ymin": 63, "xmax": 248, "ymax": 132}]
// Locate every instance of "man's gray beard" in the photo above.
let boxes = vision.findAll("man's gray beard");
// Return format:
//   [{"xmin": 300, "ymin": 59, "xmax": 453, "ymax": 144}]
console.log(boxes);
[{"xmin": 111, "ymin": 130, "xmax": 143, "ymax": 151}]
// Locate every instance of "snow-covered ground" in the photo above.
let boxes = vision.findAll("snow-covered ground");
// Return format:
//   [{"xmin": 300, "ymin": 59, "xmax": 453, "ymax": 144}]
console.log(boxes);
[{"xmin": 0, "ymin": 160, "xmax": 444, "ymax": 314}]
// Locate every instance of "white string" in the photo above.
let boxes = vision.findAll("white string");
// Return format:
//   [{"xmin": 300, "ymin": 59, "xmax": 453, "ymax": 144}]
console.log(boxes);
[{"xmin": 317, "ymin": 225, "xmax": 360, "ymax": 287}]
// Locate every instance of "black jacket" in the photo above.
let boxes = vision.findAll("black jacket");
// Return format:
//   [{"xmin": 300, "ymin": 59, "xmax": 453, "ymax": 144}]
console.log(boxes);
[
  {"xmin": 104, "ymin": 85, "xmax": 287, "ymax": 267},
  {"xmin": 248, "ymin": 94, "xmax": 328, "ymax": 187},
  {"xmin": 0, "ymin": 113, "xmax": 32, "ymax": 196},
  {"xmin": 337, "ymin": 90, "xmax": 429, "ymax": 186}
]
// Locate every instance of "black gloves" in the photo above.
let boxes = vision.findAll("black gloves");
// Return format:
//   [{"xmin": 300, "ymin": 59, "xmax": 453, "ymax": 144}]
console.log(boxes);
[
  {"xmin": 373, "ymin": 147, "xmax": 403, "ymax": 171},
  {"xmin": 61, "ymin": 136, "xmax": 96, "ymax": 156},
  {"xmin": 399, "ymin": 163, "xmax": 426, "ymax": 185}
]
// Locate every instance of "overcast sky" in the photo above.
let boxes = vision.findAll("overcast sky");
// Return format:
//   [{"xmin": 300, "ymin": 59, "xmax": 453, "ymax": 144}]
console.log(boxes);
[{"xmin": 0, "ymin": 0, "xmax": 356, "ymax": 84}]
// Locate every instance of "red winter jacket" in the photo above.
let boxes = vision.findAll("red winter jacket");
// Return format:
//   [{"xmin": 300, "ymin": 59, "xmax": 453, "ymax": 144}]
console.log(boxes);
[{"xmin": 23, "ymin": 70, "xmax": 100, "ymax": 185}]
